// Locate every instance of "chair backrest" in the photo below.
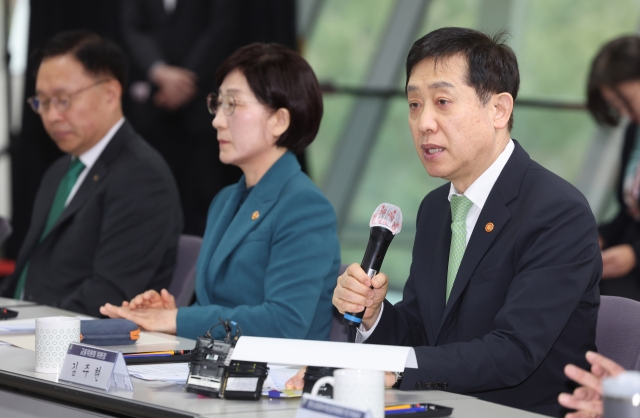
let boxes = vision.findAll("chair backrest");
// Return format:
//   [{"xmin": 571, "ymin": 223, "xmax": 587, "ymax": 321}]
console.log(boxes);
[
  {"xmin": 168, "ymin": 234, "xmax": 202, "ymax": 307},
  {"xmin": 596, "ymin": 295, "xmax": 640, "ymax": 370},
  {"xmin": 329, "ymin": 264, "xmax": 351, "ymax": 342},
  {"xmin": 0, "ymin": 217, "xmax": 12, "ymax": 246}
]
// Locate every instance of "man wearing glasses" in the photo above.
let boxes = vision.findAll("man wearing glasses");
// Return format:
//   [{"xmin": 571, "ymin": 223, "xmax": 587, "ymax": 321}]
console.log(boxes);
[{"xmin": 0, "ymin": 30, "xmax": 182, "ymax": 317}]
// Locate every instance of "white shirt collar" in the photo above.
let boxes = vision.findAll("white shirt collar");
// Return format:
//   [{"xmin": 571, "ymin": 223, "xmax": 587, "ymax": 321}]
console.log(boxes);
[
  {"xmin": 77, "ymin": 117, "xmax": 125, "ymax": 169},
  {"xmin": 447, "ymin": 139, "xmax": 515, "ymax": 210}
]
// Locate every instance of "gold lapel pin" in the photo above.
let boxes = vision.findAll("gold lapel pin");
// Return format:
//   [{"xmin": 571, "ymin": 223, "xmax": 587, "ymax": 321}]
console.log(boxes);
[
  {"xmin": 93, "ymin": 174, "xmax": 99, "ymax": 181},
  {"xmin": 251, "ymin": 211, "xmax": 260, "ymax": 220},
  {"xmin": 485, "ymin": 222, "xmax": 494, "ymax": 233}
]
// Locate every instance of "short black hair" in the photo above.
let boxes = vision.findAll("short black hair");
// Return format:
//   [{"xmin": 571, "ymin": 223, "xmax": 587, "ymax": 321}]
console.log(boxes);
[
  {"xmin": 587, "ymin": 35, "xmax": 640, "ymax": 126},
  {"xmin": 215, "ymin": 43, "xmax": 323, "ymax": 154},
  {"xmin": 34, "ymin": 30, "xmax": 128, "ymax": 89},
  {"xmin": 406, "ymin": 27, "xmax": 520, "ymax": 130}
]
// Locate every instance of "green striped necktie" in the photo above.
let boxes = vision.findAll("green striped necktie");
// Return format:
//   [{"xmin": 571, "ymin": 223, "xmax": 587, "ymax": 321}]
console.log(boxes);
[
  {"xmin": 13, "ymin": 158, "xmax": 85, "ymax": 299},
  {"xmin": 446, "ymin": 195, "xmax": 473, "ymax": 303}
]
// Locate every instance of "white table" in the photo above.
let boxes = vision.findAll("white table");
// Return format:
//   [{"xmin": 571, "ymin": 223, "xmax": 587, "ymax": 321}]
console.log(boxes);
[{"xmin": 0, "ymin": 300, "xmax": 549, "ymax": 417}]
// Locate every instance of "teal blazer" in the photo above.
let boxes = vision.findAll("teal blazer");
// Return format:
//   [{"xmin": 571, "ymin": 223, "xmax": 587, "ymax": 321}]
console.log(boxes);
[{"xmin": 176, "ymin": 152, "xmax": 340, "ymax": 340}]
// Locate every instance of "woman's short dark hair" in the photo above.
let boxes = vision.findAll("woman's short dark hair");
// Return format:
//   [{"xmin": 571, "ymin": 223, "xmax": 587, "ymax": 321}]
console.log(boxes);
[
  {"xmin": 34, "ymin": 30, "xmax": 128, "ymax": 89},
  {"xmin": 587, "ymin": 36, "xmax": 640, "ymax": 126},
  {"xmin": 215, "ymin": 43, "xmax": 323, "ymax": 154},
  {"xmin": 406, "ymin": 27, "xmax": 520, "ymax": 131}
]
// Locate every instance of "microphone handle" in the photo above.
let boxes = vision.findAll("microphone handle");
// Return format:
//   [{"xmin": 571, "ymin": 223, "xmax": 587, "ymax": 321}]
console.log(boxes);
[{"xmin": 343, "ymin": 227, "xmax": 395, "ymax": 328}]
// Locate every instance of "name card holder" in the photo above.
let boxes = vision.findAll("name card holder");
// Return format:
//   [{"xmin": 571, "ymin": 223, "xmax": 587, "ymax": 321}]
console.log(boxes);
[
  {"xmin": 295, "ymin": 394, "xmax": 373, "ymax": 418},
  {"xmin": 59, "ymin": 343, "xmax": 133, "ymax": 392}
]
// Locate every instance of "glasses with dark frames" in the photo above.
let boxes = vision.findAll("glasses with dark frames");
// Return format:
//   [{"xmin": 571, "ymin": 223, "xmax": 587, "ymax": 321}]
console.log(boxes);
[{"xmin": 27, "ymin": 79, "xmax": 111, "ymax": 114}]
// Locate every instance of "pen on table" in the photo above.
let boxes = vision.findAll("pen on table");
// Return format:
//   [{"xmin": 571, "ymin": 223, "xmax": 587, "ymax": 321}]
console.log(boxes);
[
  {"xmin": 385, "ymin": 406, "xmax": 427, "ymax": 415},
  {"xmin": 385, "ymin": 404, "xmax": 422, "ymax": 411},
  {"xmin": 385, "ymin": 404, "xmax": 427, "ymax": 411},
  {"xmin": 123, "ymin": 350, "xmax": 193, "ymax": 358}
]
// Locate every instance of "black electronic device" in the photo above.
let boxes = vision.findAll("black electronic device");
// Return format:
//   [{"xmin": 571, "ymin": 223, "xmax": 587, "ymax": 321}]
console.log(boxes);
[
  {"xmin": 185, "ymin": 318, "xmax": 238, "ymax": 398},
  {"xmin": 221, "ymin": 360, "xmax": 268, "ymax": 401},
  {"xmin": 0, "ymin": 308, "xmax": 18, "ymax": 320},
  {"xmin": 185, "ymin": 318, "xmax": 267, "ymax": 400}
]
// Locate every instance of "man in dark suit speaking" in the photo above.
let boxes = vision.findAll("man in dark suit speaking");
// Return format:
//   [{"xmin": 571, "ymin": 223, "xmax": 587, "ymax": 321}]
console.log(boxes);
[
  {"xmin": 0, "ymin": 31, "xmax": 182, "ymax": 317},
  {"xmin": 332, "ymin": 28, "xmax": 601, "ymax": 416}
]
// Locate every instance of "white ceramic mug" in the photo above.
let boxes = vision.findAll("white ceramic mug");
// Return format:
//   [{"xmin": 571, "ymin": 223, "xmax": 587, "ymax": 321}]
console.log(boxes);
[
  {"xmin": 35, "ymin": 317, "xmax": 80, "ymax": 373},
  {"xmin": 602, "ymin": 371, "xmax": 640, "ymax": 418},
  {"xmin": 311, "ymin": 369, "xmax": 385, "ymax": 418}
]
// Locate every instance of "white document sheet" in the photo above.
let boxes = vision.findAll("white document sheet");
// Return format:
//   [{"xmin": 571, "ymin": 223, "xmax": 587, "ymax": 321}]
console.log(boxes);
[
  {"xmin": 231, "ymin": 337, "xmax": 417, "ymax": 372},
  {"xmin": 127, "ymin": 362, "xmax": 189, "ymax": 384},
  {"xmin": 262, "ymin": 364, "xmax": 300, "ymax": 390},
  {"xmin": 135, "ymin": 332, "xmax": 180, "ymax": 346},
  {"xmin": 0, "ymin": 318, "xmax": 36, "ymax": 333}
]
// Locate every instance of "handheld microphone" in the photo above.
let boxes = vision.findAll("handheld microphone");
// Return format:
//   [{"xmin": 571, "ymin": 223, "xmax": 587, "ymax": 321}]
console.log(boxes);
[{"xmin": 343, "ymin": 203, "xmax": 402, "ymax": 327}]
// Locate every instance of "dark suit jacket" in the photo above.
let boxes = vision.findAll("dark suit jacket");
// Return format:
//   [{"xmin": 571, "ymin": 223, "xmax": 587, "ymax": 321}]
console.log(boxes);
[
  {"xmin": 364, "ymin": 141, "xmax": 601, "ymax": 417},
  {"xmin": 1, "ymin": 121, "xmax": 183, "ymax": 317},
  {"xmin": 599, "ymin": 123, "xmax": 640, "ymax": 274}
]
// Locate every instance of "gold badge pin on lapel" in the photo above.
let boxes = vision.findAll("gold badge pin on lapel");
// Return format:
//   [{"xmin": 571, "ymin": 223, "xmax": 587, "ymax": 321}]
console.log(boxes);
[
  {"xmin": 485, "ymin": 222, "xmax": 494, "ymax": 233},
  {"xmin": 93, "ymin": 174, "xmax": 99, "ymax": 181},
  {"xmin": 251, "ymin": 211, "xmax": 260, "ymax": 220}
]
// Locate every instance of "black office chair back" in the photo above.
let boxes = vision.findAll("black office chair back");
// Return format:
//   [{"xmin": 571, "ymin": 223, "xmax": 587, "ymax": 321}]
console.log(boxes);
[{"xmin": 168, "ymin": 234, "xmax": 202, "ymax": 307}]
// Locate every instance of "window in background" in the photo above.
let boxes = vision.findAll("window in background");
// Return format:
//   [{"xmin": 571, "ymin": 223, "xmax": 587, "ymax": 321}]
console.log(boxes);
[
  {"xmin": 304, "ymin": 0, "xmax": 395, "ymax": 183},
  {"xmin": 304, "ymin": 0, "xmax": 640, "ymax": 292}
]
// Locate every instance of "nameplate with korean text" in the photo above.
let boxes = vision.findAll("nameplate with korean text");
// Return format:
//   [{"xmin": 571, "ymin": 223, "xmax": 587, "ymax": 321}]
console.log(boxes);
[{"xmin": 59, "ymin": 343, "xmax": 133, "ymax": 392}]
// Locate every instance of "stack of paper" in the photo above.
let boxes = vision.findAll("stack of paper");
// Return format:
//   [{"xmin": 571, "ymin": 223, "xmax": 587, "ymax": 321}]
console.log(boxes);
[{"xmin": 127, "ymin": 362, "xmax": 189, "ymax": 384}]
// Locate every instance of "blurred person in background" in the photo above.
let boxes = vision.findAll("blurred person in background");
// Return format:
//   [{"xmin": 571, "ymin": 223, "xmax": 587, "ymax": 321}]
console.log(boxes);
[
  {"xmin": 120, "ymin": 0, "xmax": 300, "ymax": 236},
  {"xmin": 101, "ymin": 43, "xmax": 340, "ymax": 341},
  {"xmin": 588, "ymin": 35, "xmax": 640, "ymax": 302}
]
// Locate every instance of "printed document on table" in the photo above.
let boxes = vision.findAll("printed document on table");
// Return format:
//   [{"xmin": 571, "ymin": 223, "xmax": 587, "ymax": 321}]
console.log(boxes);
[{"xmin": 127, "ymin": 362, "xmax": 189, "ymax": 384}]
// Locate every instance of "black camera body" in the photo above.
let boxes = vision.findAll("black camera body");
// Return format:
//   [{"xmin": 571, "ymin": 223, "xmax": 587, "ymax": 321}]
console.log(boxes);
[
  {"xmin": 221, "ymin": 360, "xmax": 268, "ymax": 400},
  {"xmin": 185, "ymin": 335, "xmax": 234, "ymax": 398},
  {"xmin": 185, "ymin": 318, "xmax": 268, "ymax": 401}
]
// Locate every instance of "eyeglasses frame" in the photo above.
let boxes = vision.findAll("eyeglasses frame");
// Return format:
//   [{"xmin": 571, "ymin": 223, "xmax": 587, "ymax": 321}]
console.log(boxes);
[{"xmin": 27, "ymin": 78, "xmax": 111, "ymax": 114}]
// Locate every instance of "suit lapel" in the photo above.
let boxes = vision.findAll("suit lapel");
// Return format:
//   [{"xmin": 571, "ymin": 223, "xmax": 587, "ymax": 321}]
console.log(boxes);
[
  {"xmin": 48, "ymin": 161, "xmax": 106, "ymax": 236},
  {"xmin": 31, "ymin": 159, "xmax": 68, "ymax": 242},
  {"xmin": 196, "ymin": 184, "xmax": 244, "ymax": 304},
  {"xmin": 436, "ymin": 141, "xmax": 529, "ymax": 341},
  {"xmin": 40, "ymin": 121, "xmax": 132, "ymax": 242},
  {"xmin": 201, "ymin": 152, "xmax": 301, "ymax": 297},
  {"xmin": 427, "ymin": 200, "xmax": 452, "ymax": 343},
  {"xmin": 11, "ymin": 158, "xmax": 68, "ymax": 279}
]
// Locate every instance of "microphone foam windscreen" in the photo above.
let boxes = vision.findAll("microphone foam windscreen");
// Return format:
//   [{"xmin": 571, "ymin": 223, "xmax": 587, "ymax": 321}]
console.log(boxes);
[{"xmin": 369, "ymin": 203, "xmax": 402, "ymax": 235}]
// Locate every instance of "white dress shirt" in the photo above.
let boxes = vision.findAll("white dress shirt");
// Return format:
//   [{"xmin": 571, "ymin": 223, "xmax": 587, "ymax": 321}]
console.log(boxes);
[
  {"xmin": 66, "ymin": 117, "xmax": 125, "ymax": 206},
  {"xmin": 356, "ymin": 139, "xmax": 515, "ymax": 342}
]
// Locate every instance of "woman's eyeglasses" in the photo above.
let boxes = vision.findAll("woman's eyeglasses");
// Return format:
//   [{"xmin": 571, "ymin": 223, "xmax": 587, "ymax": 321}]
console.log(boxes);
[{"xmin": 207, "ymin": 93, "xmax": 259, "ymax": 116}]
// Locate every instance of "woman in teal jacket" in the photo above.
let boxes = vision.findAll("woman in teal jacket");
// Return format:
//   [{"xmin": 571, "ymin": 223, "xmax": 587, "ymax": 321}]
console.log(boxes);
[{"xmin": 101, "ymin": 43, "xmax": 340, "ymax": 340}]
